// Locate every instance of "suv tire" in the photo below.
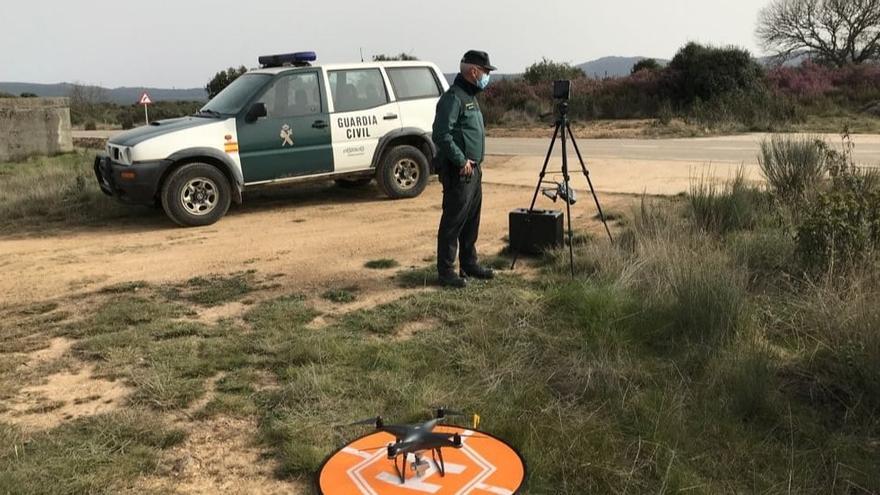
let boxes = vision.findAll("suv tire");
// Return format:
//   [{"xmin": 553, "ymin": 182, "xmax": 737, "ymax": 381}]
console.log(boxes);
[
  {"xmin": 376, "ymin": 145, "xmax": 429, "ymax": 199},
  {"xmin": 160, "ymin": 163, "xmax": 231, "ymax": 227}
]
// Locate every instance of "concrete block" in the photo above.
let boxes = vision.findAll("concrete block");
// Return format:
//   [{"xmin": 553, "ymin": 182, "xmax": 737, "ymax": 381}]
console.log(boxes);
[{"xmin": 0, "ymin": 97, "xmax": 74, "ymax": 162}]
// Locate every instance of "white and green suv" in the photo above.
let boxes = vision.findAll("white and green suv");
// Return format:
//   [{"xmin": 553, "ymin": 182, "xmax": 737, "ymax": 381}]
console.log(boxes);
[{"xmin": 95, "ymin": 52, "xmax": 447, "ymax": 226}]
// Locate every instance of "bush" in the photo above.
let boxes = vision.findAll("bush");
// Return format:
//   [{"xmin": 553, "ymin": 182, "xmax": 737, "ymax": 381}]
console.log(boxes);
[
  {"xmin": 758, "ymin": 135, "xmax": 826, "ymax": 204},
  {"xmin": 523, "ymin": 58, "xmax": 584, "ymax": 84},
  {"xmin": 667, "ymin": 43, "xmax": 765, "ymax": 105},
  {"xmin": 631, "ymin": 58, "xmax": 661, "ymax": 74},
  {"xmin": 84, "ymin": 121, "xmax": 97, "ymax": 131},
  {"xmin": 796, "ymin": 188, "xmax": 880, "ymax": 271}
]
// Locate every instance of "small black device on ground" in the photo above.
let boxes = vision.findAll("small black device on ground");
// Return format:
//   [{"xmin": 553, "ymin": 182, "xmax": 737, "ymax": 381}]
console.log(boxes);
[
  {"xmin": 510, "ymin": 79, "xmax": 613, "ymax": 276},
  {"xmin": 509, "ymin": 209, "xmax": 564, "ymax": 255}
]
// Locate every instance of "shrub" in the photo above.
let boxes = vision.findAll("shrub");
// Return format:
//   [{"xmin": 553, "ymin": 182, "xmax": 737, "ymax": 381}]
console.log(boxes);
[
  {"xmin": 796, "ymin": 188, "xmax": 880, "ymax": 271},
  {"xmin": 758, "ymin": 135, "xmax": 826, "ymax": 204},
  {"xmin": 84, "ymin": 121, "xmax": 97, "ymax": 131},
  {"xmin": 667, "ymin": 43, "xmax": 765, "ymax": 105},
  {"xmin": 523, "ymin": 58, "xmax": 584, "ymax": 84},
  {"xmin": 631, "ymin": 58, "xmax": 661, "ymax": 74}
]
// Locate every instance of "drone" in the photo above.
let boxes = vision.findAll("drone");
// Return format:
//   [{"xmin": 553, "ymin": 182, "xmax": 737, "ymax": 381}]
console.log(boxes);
[
  {"xmin": 541, "ymin": 180, "xmax": 578, "ymax": 205},
  {"xmin": 346, "ymin": 407, "xmax": 469, "ymax": 484}
]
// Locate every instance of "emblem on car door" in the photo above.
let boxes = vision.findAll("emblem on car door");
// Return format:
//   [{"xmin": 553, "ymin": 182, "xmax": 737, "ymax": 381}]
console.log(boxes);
[{"xmin": 280, "ymin": 124, "xmax": 294, "ymax": 147}]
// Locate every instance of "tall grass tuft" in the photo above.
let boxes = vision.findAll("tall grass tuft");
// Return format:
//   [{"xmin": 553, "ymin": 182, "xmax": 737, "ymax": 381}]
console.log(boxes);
[
  {"xmin": 758, "ymin": 135, "xmax": 826, "ymax": 204},
  {"xmin": 688, "ymin": 171, "xmax": 768, "ymax": 234}
]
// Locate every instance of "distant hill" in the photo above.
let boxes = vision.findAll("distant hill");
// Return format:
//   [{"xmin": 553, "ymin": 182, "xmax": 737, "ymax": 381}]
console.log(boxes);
[
  {"xmin": 0, "ymin": 82, "xmax": 207, "ymax": 104},
  {"xmin": 577, "ymin": 56, "xmax": 670, "ymax": 78}
]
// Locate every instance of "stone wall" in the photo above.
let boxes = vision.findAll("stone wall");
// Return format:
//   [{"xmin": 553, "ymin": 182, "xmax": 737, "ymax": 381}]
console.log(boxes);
[{"xmin": 0, "ymin": 98, "xmax": 73, "ymax": 162}]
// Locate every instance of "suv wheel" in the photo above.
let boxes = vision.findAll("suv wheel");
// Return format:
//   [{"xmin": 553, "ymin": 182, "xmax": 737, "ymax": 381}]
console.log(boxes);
[
  {"xmin": 161, "ymin": 163, "xmax": 231, "ymax": 227},
  {"xmin": 376, "ymin": 145, "xmax": 429, "ymax": 199}
]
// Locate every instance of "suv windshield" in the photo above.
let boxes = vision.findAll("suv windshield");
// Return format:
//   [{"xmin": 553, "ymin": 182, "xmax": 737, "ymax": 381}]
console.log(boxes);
[{"xmin": 199, "ymin": 73, "xmax": 272, "ymax": 115}]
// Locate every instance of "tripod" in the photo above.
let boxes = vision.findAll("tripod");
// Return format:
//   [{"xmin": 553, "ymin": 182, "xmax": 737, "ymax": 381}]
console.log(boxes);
[{"xmin": 510, "ymin": 101, "xmax": 613, "ymax": 276}]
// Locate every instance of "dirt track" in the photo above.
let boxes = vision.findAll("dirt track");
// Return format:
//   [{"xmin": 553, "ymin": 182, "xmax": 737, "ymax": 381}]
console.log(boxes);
[
  {"xmin": 8, "ymin": 130, "xmax": 880, "ymax": 306},
  {"xmin": 0, "ymin": 156, "xmax": 633, "ymax": 306}
]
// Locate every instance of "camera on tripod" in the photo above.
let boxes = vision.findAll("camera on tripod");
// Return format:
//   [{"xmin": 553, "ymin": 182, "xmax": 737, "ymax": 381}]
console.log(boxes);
[
  {"xmin": 509, "ymin": 78, "xmax": 613, "ymax": 276},
  {"xmin": 553, "ymin": 80, "xmax": 571, "ymax": 101}
]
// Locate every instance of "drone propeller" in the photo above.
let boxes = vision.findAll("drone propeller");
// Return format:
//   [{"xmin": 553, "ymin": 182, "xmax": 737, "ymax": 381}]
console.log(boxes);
[
  {"xmin": 347, "ymin": 416, "xmax": 383, "ymax": 428},
  {"xmin": 434, "ymin": 407, "xmax": 467, "ymax": 419}
]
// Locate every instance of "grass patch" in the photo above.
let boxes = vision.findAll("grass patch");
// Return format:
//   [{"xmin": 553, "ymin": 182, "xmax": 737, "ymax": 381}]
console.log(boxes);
[
  {"xmin": 395, "ymin": 266, "xmax": 437, "ymax": 288},
  {"xmin": 177, "ymin": 271, "xmax": 258, "ymax": 307},
  {"xmin": 364, "ymin": 258, "xmax": 400, "ymax": 270},
  {"xmin": 0, "ymin": 411, "xmax": 184, "ymax": 494},
  {"xmin": 0, "ymin": 150, "xmax": 148, "ymax": 233},
  {"xmin": 321, "ymin": 286, "xmax": 359, "ymax": 304}
]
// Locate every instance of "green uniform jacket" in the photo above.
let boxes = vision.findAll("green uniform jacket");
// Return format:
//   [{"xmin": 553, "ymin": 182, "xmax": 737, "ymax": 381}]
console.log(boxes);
[{"xmin": 432, "ymin": 74, "xmax": 485, "ymax": 171}]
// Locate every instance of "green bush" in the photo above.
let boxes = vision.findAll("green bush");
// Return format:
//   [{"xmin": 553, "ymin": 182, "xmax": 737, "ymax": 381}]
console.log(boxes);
[
  {"xmin": 84, "ymin": 121, "xmax": 97, "ymax": 131},
  {"xmin": 523, "ymin": 58, "xmax": 584, "ymax": 84},
  {"xmin": 758, "ymin": 135, "xmax": 826, "ymax": 204},
  {"xmin": 668, "ymin": 43, "xmax": 765, "ymax": 105},
  {"xmin": 631, "ymin": 58, "xmax": 661, "ymax": 74},
  {"xmin": 796, "ymin": 188, "xmax": 880, "ymax": 271}
]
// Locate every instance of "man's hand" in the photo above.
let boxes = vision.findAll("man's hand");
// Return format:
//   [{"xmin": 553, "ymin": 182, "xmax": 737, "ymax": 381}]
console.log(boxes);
[{"xmin": 460, "ymin": 160, "xmax": 476, "ymax": 177}]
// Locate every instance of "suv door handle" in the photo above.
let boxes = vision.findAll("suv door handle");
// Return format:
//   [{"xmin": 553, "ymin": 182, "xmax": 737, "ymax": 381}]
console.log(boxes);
[
  {"xmin": 383, "ymin": 114, "xmax": 399, "ymax": 120},
  {"xmin": 312, "ymin": 120, "xmax": 328, "ymax": 129}
]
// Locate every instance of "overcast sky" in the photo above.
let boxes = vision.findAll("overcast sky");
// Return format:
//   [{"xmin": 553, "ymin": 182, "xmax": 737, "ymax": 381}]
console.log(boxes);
[{"xmin": 2, "ymin": 0, "xmax": 772, "ymax": 88}]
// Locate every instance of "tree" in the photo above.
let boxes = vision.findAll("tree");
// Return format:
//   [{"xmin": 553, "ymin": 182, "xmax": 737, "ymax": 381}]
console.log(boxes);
[
  {"xmin": 19, "ymin": 92, "xmax": 38, "ymax": 98},
  {"xmin": 757, "ymin": 0, "xmax": 880, "ymax": 67},
  {"xmin": 523, "ymin": 58, "xmax": 584, "ymax": 84},
  {"xmin": 372, "ymin": 53, "xmax": 418, "ymax": 61},
  {"xmin": 68, "ymin": 83, "xmax": 108, "ymax": 125},
  {"xmin": 632, "ymin": 58, "xmax": 661, "ymax": 74},
  {"xmin": 205, "ymin": 66, "xmax": 248, "ymax": 99},
  {"xmin": 667, "ymin": 43, "xmax": 765, "ymax": 104}
]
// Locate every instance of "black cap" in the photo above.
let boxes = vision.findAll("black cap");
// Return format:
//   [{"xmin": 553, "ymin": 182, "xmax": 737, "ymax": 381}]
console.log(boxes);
[{"xmin": 461, "ymin": 50, "xmax": 497, "ymax": 71}]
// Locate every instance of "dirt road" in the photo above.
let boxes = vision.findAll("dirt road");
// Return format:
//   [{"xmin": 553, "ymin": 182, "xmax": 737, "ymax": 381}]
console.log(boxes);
[
  {"xmin": 6, "ymin": 131, "xmax": 880, "ymax": 306},
  {"xmin": 0, "ymin": 157, "xmax": 632, "ymax": 306}
]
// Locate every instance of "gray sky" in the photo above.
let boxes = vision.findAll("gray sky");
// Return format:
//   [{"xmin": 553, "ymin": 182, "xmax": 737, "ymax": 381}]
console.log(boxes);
[{"xmin": 2, "ymin": 0, "xmax": 771, "ymax": 88}]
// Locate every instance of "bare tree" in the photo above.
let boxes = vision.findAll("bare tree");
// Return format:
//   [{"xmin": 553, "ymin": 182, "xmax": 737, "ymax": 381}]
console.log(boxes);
[{"xmin": 757, "ymin": 0, "xmax": 880, "ymax": 66}]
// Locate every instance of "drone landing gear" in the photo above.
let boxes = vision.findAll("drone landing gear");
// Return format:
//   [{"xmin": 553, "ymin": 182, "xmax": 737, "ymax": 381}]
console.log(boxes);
[
  {"xmin": 393, "ymin": 448, "xmax": 448, "ymax": 484},
  {"xmin": 431, "ymin": 448, "xmax": 446, "ymax": 477}
]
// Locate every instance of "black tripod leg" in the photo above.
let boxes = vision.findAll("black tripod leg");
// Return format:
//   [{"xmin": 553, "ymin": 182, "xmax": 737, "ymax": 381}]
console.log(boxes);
[
  {"xmin": 510, "ymin": 121, "xmax": 561, "ymax": 270},
  {"xmin": 560, "ymin": 120, "xmax": 576, "ymax": 277},
  {"xmin": 567, "ymin": 122, "xmax": 613, "ymax": 244}
]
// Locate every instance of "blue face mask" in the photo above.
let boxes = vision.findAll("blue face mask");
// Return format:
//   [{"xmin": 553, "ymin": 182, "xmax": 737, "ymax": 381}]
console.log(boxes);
[{"xmin": 476, "ymin": 72, "xmax": 491, "ymax": 89}]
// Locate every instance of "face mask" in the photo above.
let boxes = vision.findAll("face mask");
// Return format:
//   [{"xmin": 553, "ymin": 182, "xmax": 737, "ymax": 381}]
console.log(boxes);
[{"xmin": 476, "ymin": 72, "xmax": 491, "ymax": 89}]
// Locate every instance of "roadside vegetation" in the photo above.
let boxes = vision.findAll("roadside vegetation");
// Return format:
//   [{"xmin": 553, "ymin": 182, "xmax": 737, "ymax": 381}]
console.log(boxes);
[
  {"xmin": 0, "ymin": 150, "xmax": 152, "ymax": 233},
  {"xmin": 1, "ymin": 135, "xmax": 877, "ymax": 492},
  {"xmin": 484, "ymin": 44, "xmax": 880, "ymax": 135}
]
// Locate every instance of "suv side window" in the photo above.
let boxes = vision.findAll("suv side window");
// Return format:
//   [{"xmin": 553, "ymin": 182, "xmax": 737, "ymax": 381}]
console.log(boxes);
[
  {"xmin": 257, "ymin": 71, "xmax": 323, "ymax": 118},
  {"xmin": 386, "ymin": 67, "xmax": 441, "ymax": 100},
  {"xmin": 329, "ymin": 69, "xmax": 388, "ymax": 113}
]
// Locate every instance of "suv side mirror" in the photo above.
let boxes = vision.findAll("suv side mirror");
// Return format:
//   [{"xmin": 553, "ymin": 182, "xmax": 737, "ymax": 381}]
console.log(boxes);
[{"xmin": 245, "ymin": 102, "xmax": 267, "ymax": 123}]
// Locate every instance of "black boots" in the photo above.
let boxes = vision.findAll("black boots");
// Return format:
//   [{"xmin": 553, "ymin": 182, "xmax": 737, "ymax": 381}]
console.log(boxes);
[{"xmin": 460, "ymin": 265, "xmax": 495, "ymax": 280}]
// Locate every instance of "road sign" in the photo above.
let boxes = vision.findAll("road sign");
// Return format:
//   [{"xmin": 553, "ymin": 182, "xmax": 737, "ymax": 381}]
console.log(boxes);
[
  {"xmin": 138, "ymin": 91, "xmax": 153, "ymax": 105},
  {"xmin": 317, "ymin": 426, "xmax": 527, "ymax": 495}
]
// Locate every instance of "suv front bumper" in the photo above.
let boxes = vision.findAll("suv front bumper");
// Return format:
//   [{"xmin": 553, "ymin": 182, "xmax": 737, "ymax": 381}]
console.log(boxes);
[{"xmin": 94, "ymin": 153, "xmax": 171, "ymax": 205}]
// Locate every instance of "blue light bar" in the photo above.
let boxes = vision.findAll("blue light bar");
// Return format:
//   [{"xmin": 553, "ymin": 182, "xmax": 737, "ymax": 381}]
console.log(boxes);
[{"xmin": 258, "ymin": 51, "xmax": 317, "ymax": 68}]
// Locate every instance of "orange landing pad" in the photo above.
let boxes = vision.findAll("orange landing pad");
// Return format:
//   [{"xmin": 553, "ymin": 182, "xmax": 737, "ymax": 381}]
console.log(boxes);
[{"xmin": 316, "ymin": 426, "xmax": 526, "ymax": 494}]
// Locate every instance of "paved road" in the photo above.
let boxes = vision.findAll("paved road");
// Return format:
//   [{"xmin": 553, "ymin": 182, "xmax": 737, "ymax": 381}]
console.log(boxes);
[{"xmin": 486, "ymin": 134, "xmax": 880, "ymax": 166}]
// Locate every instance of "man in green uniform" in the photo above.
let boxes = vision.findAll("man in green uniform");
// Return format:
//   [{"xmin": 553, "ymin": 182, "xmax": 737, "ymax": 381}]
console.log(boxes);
[{"xmin": 433, "ymin": 50, "xmax": 497, "ymax": 288}]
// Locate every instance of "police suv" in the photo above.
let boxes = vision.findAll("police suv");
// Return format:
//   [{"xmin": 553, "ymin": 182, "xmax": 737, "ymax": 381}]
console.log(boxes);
[{"xmin": 94, "ymin": 52, "xmax": 447, "ymax": 226}]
